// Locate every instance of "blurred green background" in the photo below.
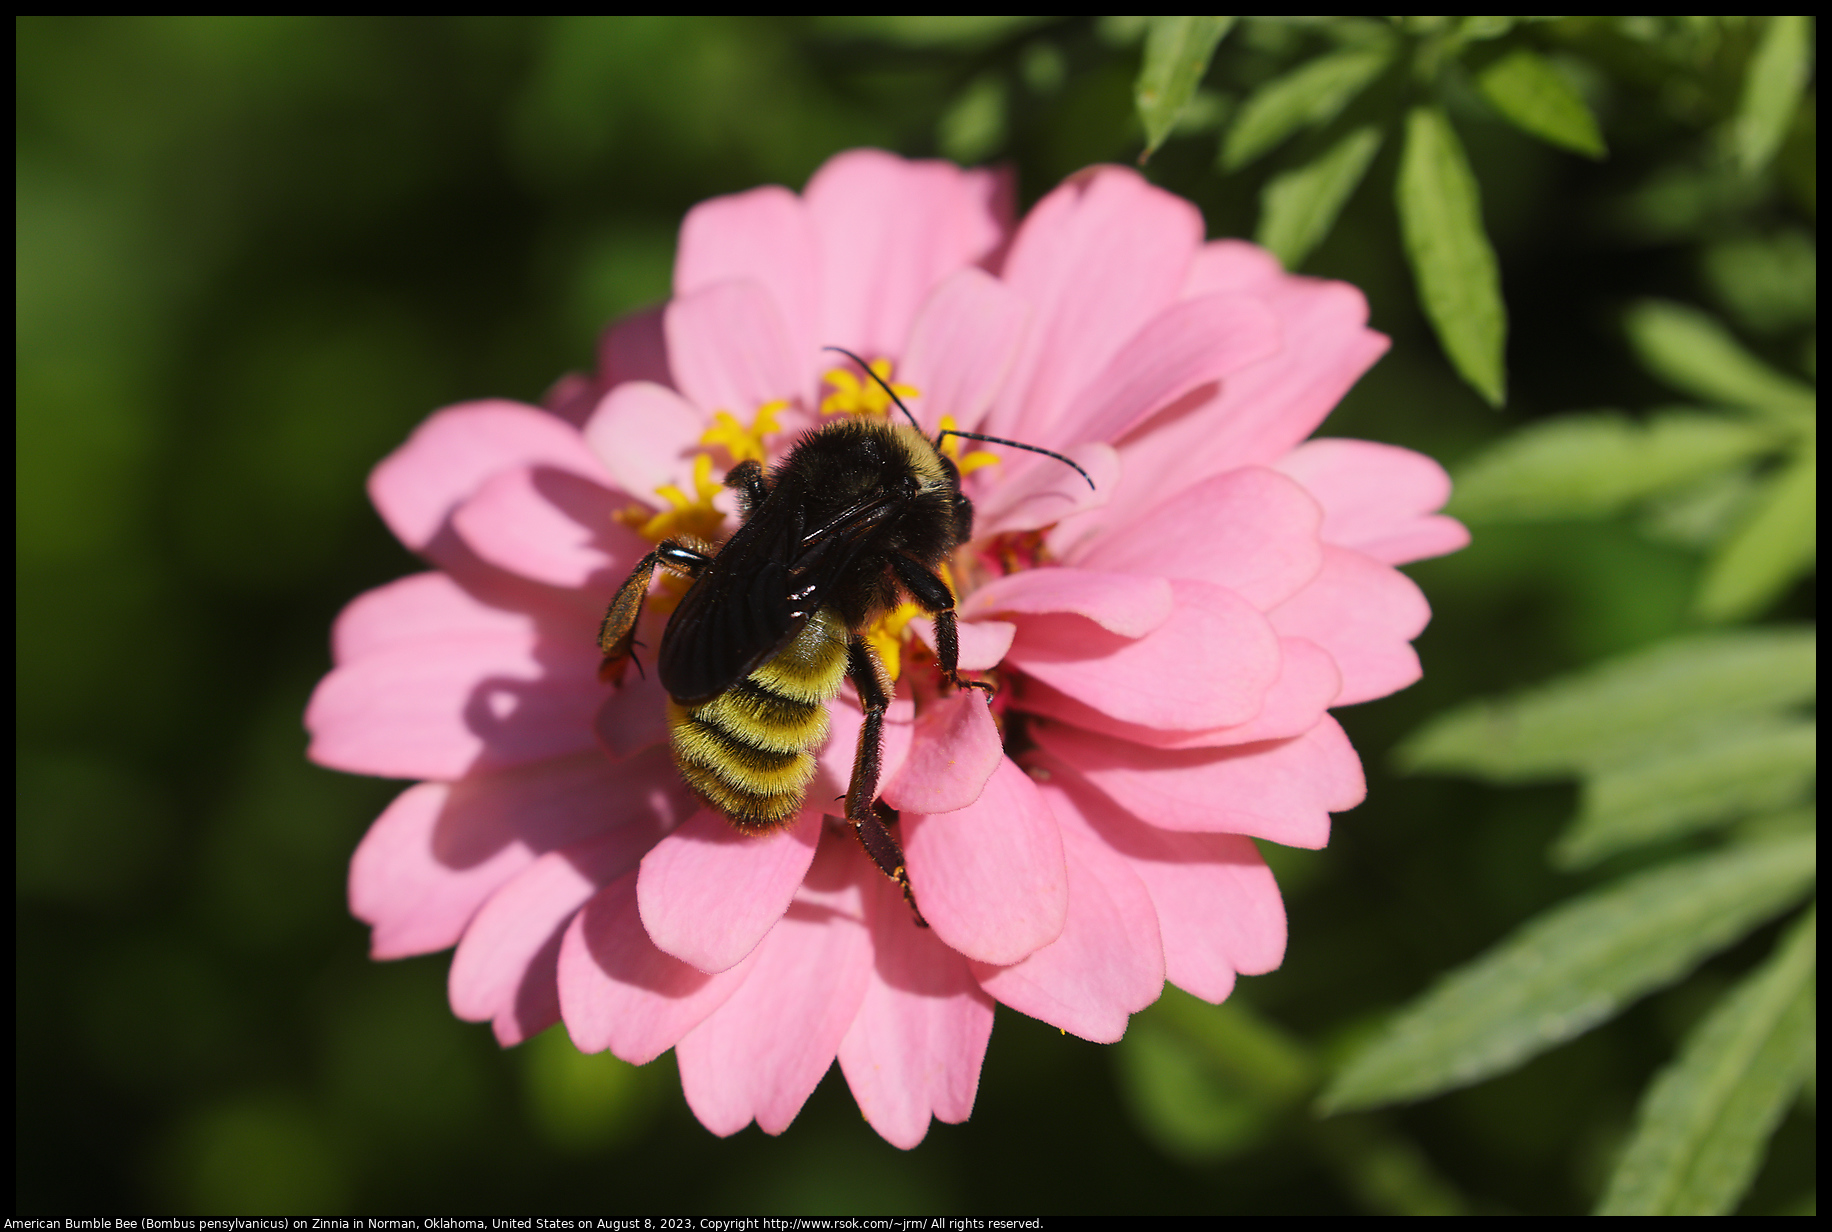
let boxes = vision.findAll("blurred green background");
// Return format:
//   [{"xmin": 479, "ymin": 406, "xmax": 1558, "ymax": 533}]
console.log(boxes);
[{"xmin": 16, "ymin": 16, "xmax": 1814, "ymax": 1213}]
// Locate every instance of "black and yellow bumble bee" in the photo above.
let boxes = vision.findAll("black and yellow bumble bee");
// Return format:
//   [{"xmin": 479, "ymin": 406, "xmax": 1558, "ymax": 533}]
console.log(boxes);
[{"xmin": 597, "ymin": 347, "xmax": 1093, "ymax": 923}]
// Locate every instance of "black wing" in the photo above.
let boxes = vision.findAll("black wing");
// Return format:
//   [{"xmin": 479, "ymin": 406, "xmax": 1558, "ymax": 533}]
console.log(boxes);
[{"xmin": 657, "ymin": 487, "xmax": 901, "ymax": 704}]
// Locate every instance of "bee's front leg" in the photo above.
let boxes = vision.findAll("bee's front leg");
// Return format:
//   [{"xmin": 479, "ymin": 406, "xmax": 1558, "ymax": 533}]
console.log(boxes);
[{"xmin": 597, "ymin": 540, "xmax": 711, "ymax": 684}]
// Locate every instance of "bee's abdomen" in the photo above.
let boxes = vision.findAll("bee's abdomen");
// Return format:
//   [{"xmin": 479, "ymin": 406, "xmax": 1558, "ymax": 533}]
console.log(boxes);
[{"xmin": 667, "ymin": 608, "xmax": 849, "ymax": 831}]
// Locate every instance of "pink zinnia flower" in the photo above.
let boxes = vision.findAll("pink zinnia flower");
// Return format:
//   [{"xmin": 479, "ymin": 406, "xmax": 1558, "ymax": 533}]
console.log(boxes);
[{"xmin": 306, "ymin": 149, "xmax": 1467, "ymax": 1148}]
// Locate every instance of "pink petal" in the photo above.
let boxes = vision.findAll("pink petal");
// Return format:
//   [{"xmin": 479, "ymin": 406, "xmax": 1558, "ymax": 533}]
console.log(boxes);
[
  {"xmin": 368, "ymin": 401, "xmax": 613, "ymax": 559},
  {"xmin": 1071, "ymin": 467, "xmax": 1325, "ymax": 611},
  {"xmin": 558, "ymin": 869, "xmax": 760, "ymax": 1064},
  {"xmin": 971, "ymin": 821, "xmax": 1165, "ymax": 1043},
  {"xmin": 1003, "ymin": 579, "xmax": 1280, "ymax": 731},
  {"xmin": 591, "ymin": 670, "xmax": 672, "ymax": 759},
  {"xmin": 675, "ymin": 836, "xmax": 875, "ymax": 1136},
  {"xmin": 665, "ymin": 280, "xmax": 802, "ymax": 420},
  {"xmin": 581, "ymin": 380, "xmax": 708, "ymax": 502},
  {"xmin": 350, "ymin": 746, "xmax": 683, "ymax": 960},
  {"xmin": 1269, "ymin": 546, "xmax": 1429, "ymax": 705},
  {"xmin": 808, "ymin": 696, "xmax": 915, "ymax": 813},
  {"xmin": 1056, "ymin": 292, "xmax": 1281, "ymax": 445},
  {"xmin": 882, "ymin": 690, "xmax": 1003, "ymax": 814},
  {"xmin": 971, "ymin": 440, "xmax": 1120, "ymax": 538},
  {"xmin": 1179, "ymin": 238, "xmax": 1286, "ymax": 299},
  {"xmin": 807, "ymin": 150, "xmax": 1009, "ymax": 372},
  {"xmin": 1030, "ymin": 716, "xmax": 1366, "ymax": 847},
  {"xmin": 1275, "ymin": 437, "xmax": 1470, "ymax": 565},
  {"xmin": 908, "ymin": 617, "xmax": 1015, "ymax": 672},
  {"xmin": 307, "ymin": 576, "xmax": 603, "ymax": 780},
  {"xmin": 449, "ymin": 815, "xmax": 675, "ymax": 1046},
  {"xmin": 636, "ymin": 807, "xmax": 821, "ymax": 973},
  {"xmin": 674, "ymin": 184, "xmax": 818, "ymax": 380},
  {"xmin": 1012, "ymin": 635, "xmax": 1341, "ymax": 749},
  {"xmin": 1042, "ymin": 774, "xmax": 1285, "ymax": 1003},
  {"xmin": 962, "ymin": 568, "xmax": 1173, "ymax": 638},
  {"xmin": 596, "ymin": 306, "xmax": 673, "ymax": 392},
  {"xmin": 903, "ymin": 757, "xmax": 1067, "ymax": 965},
  {"xmin": 989, "ymin": 168, "xmax": 1203, "ymax": 442},
  {"xmin": 899, "ymin": 267, "xmax": 1031, "ymax": 434},
  {"xmin": 451, "ymin": 464, "xmax": 647, "ymax": 591},
  {"xmin": 838, "ymin": 869, "xmax": 996, "ymax": 1149}
]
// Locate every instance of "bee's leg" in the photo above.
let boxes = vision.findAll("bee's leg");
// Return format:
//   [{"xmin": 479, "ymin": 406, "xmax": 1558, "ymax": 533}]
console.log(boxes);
[
  {"xmin": 889, "ymin": 554, "xmax": 994, "ymax": 699},
  {"xmin": 844, "ymin": 636, "xmax": 927, "ymax": 926},
  {"xmin": 597, "ymin": 540, "xmax": 710, "ymax": 683}
]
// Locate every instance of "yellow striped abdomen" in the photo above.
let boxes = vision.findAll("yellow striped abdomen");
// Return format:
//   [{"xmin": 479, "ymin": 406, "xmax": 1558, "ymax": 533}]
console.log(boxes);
[{"xmin": 667, "ymin": 607, "xmax": 850, "ymax": 830}]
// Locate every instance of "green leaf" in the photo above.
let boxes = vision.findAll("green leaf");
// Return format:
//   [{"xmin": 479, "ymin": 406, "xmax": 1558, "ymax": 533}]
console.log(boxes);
[
  {"xmin": 1598, "ymin": 907, "xmax": 1817, "ymax": 1214},
  {"xmin": 1319, "ymin": 833, "xmax": 1817, "ymax": 1113},
  {"xmin": 1255, "ymin": 123, "xmax": 1384, "ymax": 269},
  {"xmin": 1624, "ymin": 300, "xmax": 1816, "ymax": 428},
  {"xmin": 1733, "ymin": 15, "xmax": 1812, "ymax": 176},
  {"xmin": 1447, "ymin": 409, "xmax": 1780, "ymax": 522},
  {"xmin": 1696, "ymin": 443, "xmax": 1818, "ymax": 622},
  {"xmin": 1136, "ymin": 16, "xmax": 1236, "ymax": 160},
  {"xmin": 1556, "ymin": 722, "xmax": 1818, "ymax": 868},
  {"xmin": 1221, "ymin": 41, "xmax": 1394, "ymax": 171},
  {"xmin": 1474, "ymin": 48, "xmax": 1605, "ymax": 158},
  {"xmin": 1395, "ymin": 106, "xmax": 1507, "ymax": 406},
  {"xmin": 1397, "ymin": 626, "xmax": 1817, "ymax": 781},
  {"xmin": 1116, "ymin": 989, "xmax": 1314, "ymax": 1162},
  {"xmin": 937, "ymin": 73, "xmax": 1007, "ymax": 165}
]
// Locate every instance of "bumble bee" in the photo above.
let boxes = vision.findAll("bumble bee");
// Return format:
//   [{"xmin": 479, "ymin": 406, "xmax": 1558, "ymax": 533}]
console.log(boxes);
[{"xmin": 598, "ymin": 348, "xmax": 1092, "ymax": 922}]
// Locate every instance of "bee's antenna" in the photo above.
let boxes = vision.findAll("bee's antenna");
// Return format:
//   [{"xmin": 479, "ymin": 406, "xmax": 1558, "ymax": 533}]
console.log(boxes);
[
  {"xmin": 937, "ymin": 428, "xmax": 1096, "ymax": 491},
  {"xmin": 823, "ymin": 346, "xmax": 923, "ymax": 432},
  {"xmin": 823, "ymin": 345, "xmax": 1095, "ymax": 490}
]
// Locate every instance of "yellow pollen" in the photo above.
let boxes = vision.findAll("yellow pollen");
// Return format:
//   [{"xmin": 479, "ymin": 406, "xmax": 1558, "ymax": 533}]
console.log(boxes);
[
  {"xmin": 699, "ymin": 399, "xmax": 785, "ymax": 464},
  {"xmin": 821, "ymin": 358, "xmax": 920, "ymax": 419},
  {"xmin": 937, "ymin": 414, "xmax": 1001, "ymax": 476},
  {"xmin": 614, "ymin": 453, "xmax": 726, "ymax": 545}
]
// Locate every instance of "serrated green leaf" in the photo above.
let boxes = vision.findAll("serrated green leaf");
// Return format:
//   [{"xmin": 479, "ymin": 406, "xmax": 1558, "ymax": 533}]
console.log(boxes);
[
  {"xmin": 1734, "ymin": 15, "xmax": 1811, "ymax": 177},
  {"xmin": 1625, "ymin": 300, "xmax": 1817, "ymax": 427},
  {"xmin": 1255, "ymin": 123, "xmax": 1384, "ymax": 269},
  {"xmin": 1136, "ymin": 16, "xmax": 1236, "ymax": 159},
  {"xmin": 1397, "ymin": 626, "xmax": 1817, "ymax": 780},
  {"xmin": 1221, "ymin": 41, "xmax": 1394, "ymax": 171},
  {"xmin": 1556, "ymin": 721, "xmax": 1817, "ymax": 868},
  {"xmin": 1475, "ymin": 48, "xmax": 1606, "ymax": 158},
  {"xmin": 1319, "ymin": 833, "xmax": 1817, "ymax": 1113},
  {"xmin": 1447, "ymin": 409, "xmax": 1780, "ymax": 522},
  {"xmin": 1696, "ymin": 443, "xmax": 1818, "ymax": 622},
  {"xmin": 1396, "ymin": 106, "xmax": 1507, "ymax": 406},
  {"xmin": 1598, "ymin": 907, "xmax": 1817, "ymax": 1214}
]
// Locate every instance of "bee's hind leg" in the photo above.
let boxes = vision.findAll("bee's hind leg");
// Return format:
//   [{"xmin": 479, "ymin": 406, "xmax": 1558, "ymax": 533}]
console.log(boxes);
[
  {"xmin": 597, "ymin": 540, "xmax": 711, "ymax": 683},
  {"xmin": 843, "ymin": 636, "xmax": 927, "ymax": 927}
]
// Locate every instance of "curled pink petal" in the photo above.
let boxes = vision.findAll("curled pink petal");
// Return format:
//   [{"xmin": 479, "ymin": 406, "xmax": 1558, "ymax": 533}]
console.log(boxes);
[
  {"xmin": 637, "ymin": 808, "xmax": 820, "ymax": 973},
  {"xmin": 963, "ymin": 567, "xmax": 1172, "ymax": 638},
  {"xmin": 908, "ymin": 616, "xmax": 1015, "ymax": 672},
  {"xmin": 971, "ymin": 821, "xmax": 1165, "ymax": 1043},
  {"xmin": 1002, "ymin": 579, "xmax": 1280, "ymax": 732},
  {"xmin": 882, "ymin": 690, "xmax": 1003, "ymax": 814},
  {"xmin": 1031, "ymin": 716, "xmax": 1366, "ymax": 847},
  {"xmin": 1269, "ymin": 546, "xmax": 1430, "ymax": 705},
  {"xmin": 1013, "ymin": 635, "xmax": 1341, "ymax": 749},
  {"xmin": 904, "ymin": 757, "xmax": 1067, "ymax": 965},
  {"xmin": 1275, "ymin": 437, "xmax": 1471, "ymax": 565},
  {"xmin": 899, "ymin": 267, "xmax": 1031, "ymax": 434}
]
